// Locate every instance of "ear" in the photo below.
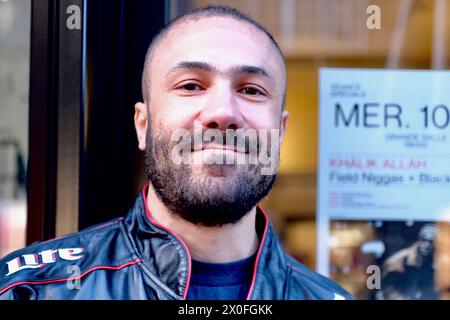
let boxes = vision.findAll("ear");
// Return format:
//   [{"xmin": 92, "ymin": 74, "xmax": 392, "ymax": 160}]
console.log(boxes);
[
  {"xmin": 134, "ymin": 102, "xmax": 148, "ymax": 151},
  {"xmin": 279, "ymin": 110, "xmax": 289, "ymax": 146}
]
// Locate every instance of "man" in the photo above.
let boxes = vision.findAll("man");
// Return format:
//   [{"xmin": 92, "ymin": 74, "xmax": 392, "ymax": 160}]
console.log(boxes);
[
  {"xmin": 0, "ymin": 5, "xmax": 353, "ymax": 300},
  {"xmin": 381, "ymin": 224, "xmax": 439, "ymax": 300}
]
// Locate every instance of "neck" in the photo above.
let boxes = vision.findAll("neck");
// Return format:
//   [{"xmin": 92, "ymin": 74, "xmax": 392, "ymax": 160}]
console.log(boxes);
[{"xmin": 146, "ymin": 183, "xmax": 260, "ymax": 263}]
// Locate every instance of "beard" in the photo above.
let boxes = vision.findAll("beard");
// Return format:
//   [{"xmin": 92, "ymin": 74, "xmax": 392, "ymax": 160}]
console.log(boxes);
[{"xmin": 144, "ymin": 121, "xmax": 279, "ymax": 227}]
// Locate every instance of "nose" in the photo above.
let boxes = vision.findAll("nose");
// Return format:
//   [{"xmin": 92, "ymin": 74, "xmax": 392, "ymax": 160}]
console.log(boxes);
[{"xmin": 199, "ymin": 84, "xmax": 245, "ymax": 130}]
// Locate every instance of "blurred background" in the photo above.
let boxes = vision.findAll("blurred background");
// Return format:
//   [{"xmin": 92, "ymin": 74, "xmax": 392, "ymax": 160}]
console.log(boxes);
[{"xmin": 0, "ymin": 0, "xmax": 449, "ymax": 299}]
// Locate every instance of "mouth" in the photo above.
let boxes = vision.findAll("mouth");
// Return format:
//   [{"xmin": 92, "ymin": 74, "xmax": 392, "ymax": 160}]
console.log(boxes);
[{"xmin": 192, "ymin": 144, "xmax": 248, "ymax": 154}]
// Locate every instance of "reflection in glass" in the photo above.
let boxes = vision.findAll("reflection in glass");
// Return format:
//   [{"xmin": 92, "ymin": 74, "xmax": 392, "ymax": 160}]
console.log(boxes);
[{"xmin": 0, "ymin": 0, "xmax": 30, "ymax": 258}]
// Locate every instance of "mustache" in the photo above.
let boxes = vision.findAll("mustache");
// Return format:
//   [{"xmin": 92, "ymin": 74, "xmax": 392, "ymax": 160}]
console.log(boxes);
[
  {"xmin": 149, "ymin": 126, "xmax": 280, "ymax": 175},
  {"xmin": 173, "ymin": 128, "xmax": 265, "ymax": 154}
]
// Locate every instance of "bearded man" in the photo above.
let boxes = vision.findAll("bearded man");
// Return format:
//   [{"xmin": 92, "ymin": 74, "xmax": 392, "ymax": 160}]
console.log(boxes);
[{"xmin": 0, "ymin": 5, "xmax": 353, "ymax": 300}]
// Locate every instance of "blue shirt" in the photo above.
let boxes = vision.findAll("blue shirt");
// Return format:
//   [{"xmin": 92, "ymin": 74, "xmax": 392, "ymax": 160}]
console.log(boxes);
[{"xmin": 186, "ymin": 254, "xmax": 256, "ymax": 300}]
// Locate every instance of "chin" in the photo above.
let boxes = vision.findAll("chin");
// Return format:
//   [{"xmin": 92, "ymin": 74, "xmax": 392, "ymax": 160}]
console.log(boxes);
[{"xmin": 203, "ymin": 164, "xmax": 238, "ymax": 177}]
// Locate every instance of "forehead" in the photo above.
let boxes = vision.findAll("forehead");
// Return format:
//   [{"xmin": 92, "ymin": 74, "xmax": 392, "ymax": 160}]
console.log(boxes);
[{"xmin": 151, "ymin": 16, "xmax": 284, "ymax": 80}]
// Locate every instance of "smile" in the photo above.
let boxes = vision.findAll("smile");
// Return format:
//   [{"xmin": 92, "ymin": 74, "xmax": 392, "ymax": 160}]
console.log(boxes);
[{"xmin": 193, "ymin": 145, "xmax": 248, "ymax": 154}]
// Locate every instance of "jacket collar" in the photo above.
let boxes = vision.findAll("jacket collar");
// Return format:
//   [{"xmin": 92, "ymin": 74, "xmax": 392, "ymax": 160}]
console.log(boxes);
[{"xmin": 126, "ymin": 183, "xmax": 288, "ymax": 300}]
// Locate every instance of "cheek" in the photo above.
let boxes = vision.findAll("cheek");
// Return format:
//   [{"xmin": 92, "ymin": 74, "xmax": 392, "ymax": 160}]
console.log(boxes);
[
  {"xmin": 152, "ymin": 96, "xmax": 202, "ymax": 131},
  {"xmin": 241, "ymin": 107, "xmax": 281, "ymax": 130}
]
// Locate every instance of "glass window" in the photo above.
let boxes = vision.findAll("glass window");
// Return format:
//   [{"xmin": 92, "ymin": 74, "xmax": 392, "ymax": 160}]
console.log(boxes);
[{"xmin": 0, "ymin": 0, "xmax": 30, "ymax": 258}]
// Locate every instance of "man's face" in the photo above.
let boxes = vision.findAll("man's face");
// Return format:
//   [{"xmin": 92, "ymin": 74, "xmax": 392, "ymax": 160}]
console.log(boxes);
[
  {"xmin": 418, "ymin": 238, "xmax": 434, "ymax": 257},
  {"xmin": 135, "ymin": 17, "xmax": 288, "ymax": 226}
]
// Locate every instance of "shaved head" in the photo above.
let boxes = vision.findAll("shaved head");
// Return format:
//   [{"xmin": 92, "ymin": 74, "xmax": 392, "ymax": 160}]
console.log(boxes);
[{"xmin": 141, "ymin": 5, "xmax": 286, "ymax": 107}]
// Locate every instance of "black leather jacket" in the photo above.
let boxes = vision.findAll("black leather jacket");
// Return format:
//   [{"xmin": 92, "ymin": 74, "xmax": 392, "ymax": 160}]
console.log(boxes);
[{"xmin": 0, "ymin": 185, "xmax": 354, "ymax": 300}]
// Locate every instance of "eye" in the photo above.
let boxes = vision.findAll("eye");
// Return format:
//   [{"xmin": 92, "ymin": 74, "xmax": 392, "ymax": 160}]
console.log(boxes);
[
  {"xmin": 239, "ymin": 86, "xmax": 265, "ymax": 96},
  {"xmin": 178, "ymin": 83, "xmax": 203, "ymax": 91}
]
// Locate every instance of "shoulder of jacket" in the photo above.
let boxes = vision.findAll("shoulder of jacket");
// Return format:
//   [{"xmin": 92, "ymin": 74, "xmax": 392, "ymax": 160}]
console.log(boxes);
[
  {"xmin": 285, "ymin": 255, "xmax": 356, "ymax": 300},
  {"xmin": 0, "ymin": 217, "xmax": 135, "ymax": 296}
]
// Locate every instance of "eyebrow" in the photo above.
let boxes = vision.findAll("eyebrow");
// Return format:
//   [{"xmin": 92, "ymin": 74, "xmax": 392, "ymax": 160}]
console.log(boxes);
[
  {"xmin": 231, "ymin": 65, "xmax": 270, "ymax": 78},
  {"xmin": 166, "ymin": 61, "xmax": 274, "ymax": 82}
]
